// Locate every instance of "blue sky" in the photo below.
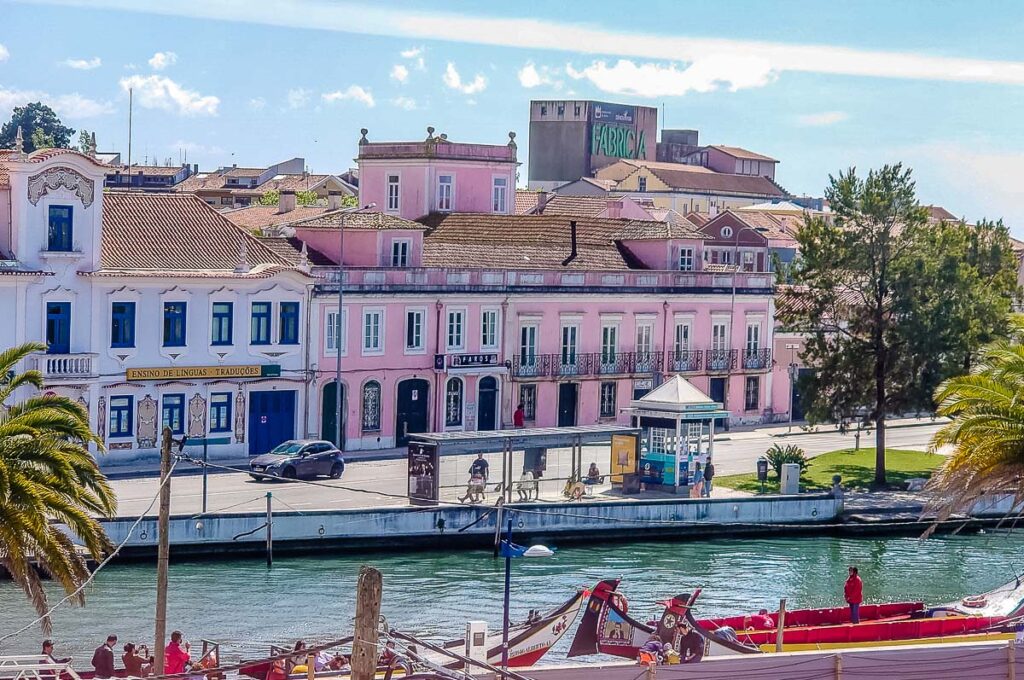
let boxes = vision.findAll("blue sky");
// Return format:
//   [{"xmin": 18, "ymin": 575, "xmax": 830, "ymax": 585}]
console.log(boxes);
[{"xmin": 3, "ymin": 0, "xmax": 1024, "ymax": 229}]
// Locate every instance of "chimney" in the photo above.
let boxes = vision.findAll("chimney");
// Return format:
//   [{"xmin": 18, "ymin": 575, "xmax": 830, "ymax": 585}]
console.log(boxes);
[
  {"xmin": 606, "ymin": 200, "xmax": 622, "ymax": 219},
  {"xmin": 278, "ymin": 189, "xmax": 297, "ymax": 214},
  {"xmin": 328, "ymin": 190, "xmax": 344, "ymax": 210},
  {"xmin": 537, "ymin": 190, "xmax": 549, "ymax": 214},
  {"xmin": 561, "ymin": 220, "xmax": 578, "ymax": 267},
  {"xmin": 709, "ymin": 204, "xmax": 719, "ymax": 217}
]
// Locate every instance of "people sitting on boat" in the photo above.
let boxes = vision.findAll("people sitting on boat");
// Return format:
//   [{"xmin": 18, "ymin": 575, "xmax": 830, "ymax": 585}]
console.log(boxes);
[
  {"xmin": 266, "ymin": 657, "xmax": 288, "ymax": 680},
  {"xmin": 379, "ymin": 641, "xmax": 400, "ymax": 667},
  {"xmin": 42, "ymin": 639, "xmax": 71, "ymax": 665},
  {"xmin": 638, "ymin": 633, "xmax": 665, "ymax": 664},
  {"xmin": 747, "ymin": 609, "xmax": 775, "ymax": 630},
  {"xmin": 313, "ymin": 649, "xmax": 333, "ymax": 672},
  {"xmin": 122, "ymin": 642, "xmax": 153, "ymax": 677},
  {"xmin": 327, "ymin": 655, "xmax": 350, "ymax": 672}
]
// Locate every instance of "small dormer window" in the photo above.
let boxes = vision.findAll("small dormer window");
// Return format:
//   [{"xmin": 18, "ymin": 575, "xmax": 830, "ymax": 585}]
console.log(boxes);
[
  {"xmin": 47, "ymin": 205, "xmax": 73, "ymax": 252},
  {"xmin": 638, "ymin": 176, "xmax": 647, "ymax": 192},
  {"xmin": 391, "ymin": 239, "xmax": 410, "ymax": 267},
  {"xmin": 721, "ymin": 226, "xmax": 733, "ymax": 239}
]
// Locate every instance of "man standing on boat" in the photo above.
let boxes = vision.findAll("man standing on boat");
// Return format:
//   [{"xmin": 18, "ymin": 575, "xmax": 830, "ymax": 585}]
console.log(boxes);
[{"xmin": 845, "ymin": 566, "xmax": 863, "ymax": 623}]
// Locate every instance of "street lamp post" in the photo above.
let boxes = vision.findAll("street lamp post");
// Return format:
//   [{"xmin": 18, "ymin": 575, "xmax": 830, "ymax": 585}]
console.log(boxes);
[{"xmin": 498, "ymin": 518, "xmax": 553, "ymax": 670}]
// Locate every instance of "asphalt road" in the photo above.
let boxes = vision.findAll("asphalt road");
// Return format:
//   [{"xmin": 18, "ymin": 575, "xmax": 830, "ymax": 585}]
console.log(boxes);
[{"xmin": 109, "ymin": 422, "xmax": 945, "ymax": 518}]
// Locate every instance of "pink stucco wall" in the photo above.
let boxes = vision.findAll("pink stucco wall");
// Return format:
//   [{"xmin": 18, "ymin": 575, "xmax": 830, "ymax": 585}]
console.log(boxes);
[
  {"xmin": 359, "ymin": 159, "xmax": 517, "ymax": 220},
  {"xmin": 293, "ymin": 227, "xmax": 424, "ymax": 267}
]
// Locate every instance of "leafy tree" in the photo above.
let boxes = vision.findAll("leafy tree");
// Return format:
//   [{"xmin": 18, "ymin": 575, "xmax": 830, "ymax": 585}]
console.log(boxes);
[
  {"xmin": 0, "ymin": 343, "xmax": 116, "ymax": 632},
  {"xmin": 76, "ymin": 129, "xmax": 93, "ymax": 152},
  {"xmin": 781, "ymin": 165, "xmax": 1018, "ymax": 486},
  {"xmin": 0, "ymin": 102, "xmax": 75, "ymax": 152},
  {"xmin": 257, "ymin": 189, "xmax": 323, "ymax": 207},
  {"xmin": 928, "ymin": 315, "xmax": 1024, "ymax": 520}
]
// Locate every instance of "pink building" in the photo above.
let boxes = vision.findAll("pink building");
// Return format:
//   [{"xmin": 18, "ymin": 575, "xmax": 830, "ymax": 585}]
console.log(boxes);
[{"xmin": 356, "ymin": 127, "xmax": 519, "ymax": 220}]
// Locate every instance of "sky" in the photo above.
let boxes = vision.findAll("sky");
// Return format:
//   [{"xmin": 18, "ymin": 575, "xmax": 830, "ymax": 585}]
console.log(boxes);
[{"xmin": 2, "ymin": 0, "xmax": 1024, "ymax": 230}]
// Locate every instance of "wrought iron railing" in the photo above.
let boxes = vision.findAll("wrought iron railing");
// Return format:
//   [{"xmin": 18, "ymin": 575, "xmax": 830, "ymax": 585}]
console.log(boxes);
[
  {"xmin": 668, "ymin": 350, "xmax": 703, "ymax": 372},
  {"xmin": 512, "ymin": 351, "xmax": 663, "ymax": 378},
  {"xmin": 705, "ymin": 349, "xmax": 738, "ymax": 372},
  {"xmin": 742, "ymin": 348, "xmax": 773, "ymax": 370}
]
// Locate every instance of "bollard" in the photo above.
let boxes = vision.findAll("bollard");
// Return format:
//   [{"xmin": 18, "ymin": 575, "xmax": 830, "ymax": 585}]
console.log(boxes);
[{"xmin": 266, "ymin": 492, "xmax": 273, "ymax": 568}]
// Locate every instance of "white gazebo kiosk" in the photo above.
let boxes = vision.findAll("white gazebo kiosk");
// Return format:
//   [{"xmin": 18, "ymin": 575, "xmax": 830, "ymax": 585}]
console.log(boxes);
[{"xmin": 625, "ymin": 375, "xmax": 731, "ymax": 494}]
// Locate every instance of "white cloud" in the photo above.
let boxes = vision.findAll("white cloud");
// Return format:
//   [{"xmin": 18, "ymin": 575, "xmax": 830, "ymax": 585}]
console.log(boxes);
[
  {"xmin": 148, "ymin": 51, "xmax": 177, "ymax": 70},
  {"xmin": 566, "ymin": 57, "xmax": 775, "ymax": 97},
  {"xmin": 400, "ymin": 47, "xmax": 422, "ymax": 59},
  {"xmin": 286, "ymin": 87, "xmax": 310, "ymax": 109},
  {"xmin": 443, "ymin": 62, "xmax": 486, "ymax": 94},
  {"xmin": 0, "ymin": 87, "xmax": 114, "ymax": 118},
  {"xmin": 62, "ymin": 57, "xmax": 102, "ymax": 70},
  {"xmin": 38, "ymin": 3, "xmax": 1024, "ymax": 89},
  {"xmin": 797, "ymin": 111, "xmax": 849, "ymax": 127},
  {"xmin": 322, "ymin": 85, "xmax": 375, "ymax": 107},
  {"xmin": 118, "ymin": 74, "xmax": 219, "ymax": 116},
  {"xmin": 0, "ymin": 44, "xmax": 8, "ymax": 62},
  {"xmin": 390, "ymin": 64, "xmax": 409, "ymax": 83},
  {"xmin": 390, "ymin": 96, "xmax": 417, "ymax": 111},
  {"xmin": 170, "ymin": 139, "xmax": 225, "ymax": 156},
  {"xmin": 517, "ymin": 62, "xmax": 561, "ymax": 89},
  {"xmin": 248, "ymin": 97, "xmax": 266, "ymax": 110}
]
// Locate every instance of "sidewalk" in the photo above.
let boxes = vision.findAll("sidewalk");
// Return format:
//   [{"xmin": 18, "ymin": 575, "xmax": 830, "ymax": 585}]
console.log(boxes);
[{"xmin": 716, "ymin": 414, "xmax": 947, "ymax": 441}]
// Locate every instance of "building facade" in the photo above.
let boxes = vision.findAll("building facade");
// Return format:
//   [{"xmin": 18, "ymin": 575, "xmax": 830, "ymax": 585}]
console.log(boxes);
[{"xmin": 0, "ymin": 146, "xmax": 313, "ymax": 466}]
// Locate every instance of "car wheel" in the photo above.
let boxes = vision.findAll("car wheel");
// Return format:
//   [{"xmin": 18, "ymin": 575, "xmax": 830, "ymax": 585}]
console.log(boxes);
[
  {"xmin": 330, "ymin": 463, "xmax": 344, "ymax": 479},
  {"xmin": 282, "ymin": 467, "xmax": 297, "ymax": 480}
]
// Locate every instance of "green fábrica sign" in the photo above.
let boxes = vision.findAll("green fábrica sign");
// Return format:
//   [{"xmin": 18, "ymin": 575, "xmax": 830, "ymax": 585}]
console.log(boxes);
[{"xmin": 592, "ymin": 123, "xmax": 646, "ymax": 159}]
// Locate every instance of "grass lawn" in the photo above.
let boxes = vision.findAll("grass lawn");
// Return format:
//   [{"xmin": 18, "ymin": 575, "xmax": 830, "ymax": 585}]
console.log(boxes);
[{"xmin": 715, "ymin": 448, "xmax": 946, "ymax": 494}]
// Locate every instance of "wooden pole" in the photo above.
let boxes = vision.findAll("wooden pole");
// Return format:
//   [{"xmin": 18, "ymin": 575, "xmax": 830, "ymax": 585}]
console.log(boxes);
[
  {"xmin": 351, "ymin": 566, "xmax": 383, "ymax": 680},
  {"xmin": 266, "ymin": 492, "xmax": 273, "ymax": 568},
  {"xmin": 834, "ymin": 652, "xmax": 842, "ymax": 680},
  {"xmin": 154, "ymin": 426, "xmax": 173, "ymax": 676},
  {"xmin": 306, "ymin": 654, "xmax": 316, "ymax": 680},
  {"xmin": 775, "ymin": 598, "xmax": 787, "ymax": 653},
  {"xmin": 1009, "ymin": 639, "xmax": 1016, "ymax": 680}
]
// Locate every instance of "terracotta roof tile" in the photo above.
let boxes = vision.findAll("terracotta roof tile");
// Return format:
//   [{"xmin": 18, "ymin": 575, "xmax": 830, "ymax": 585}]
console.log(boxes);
[
  {"xmin": 640, "ymin": 162, "xmax": 786, "ymax": 197},
  {"xmin": 0, "ymin": 150, "xmax": 14, "ymax": 188},
  {"xmin": 258, "ymin": 236, "xmax": 336, "ymax": 266},
  {"xmin": 97, "ymin": 192, "xmax": 295, "ymax": 276},
  {"xmin": 224, "ymin": 205, "xmax": 345, "ymax": 231},
  {"xmin": 708, "ymin": 145, "xmax": 778, "ymax": 162},
  {"xmin": 291, "ymin": 209, "xmax": 426, "ymax": 231},
  {"xmin": 515, "ymin": 189, "xmax": 540, "ymax": 214},
  {"xmin": 26, "ymin": 148, "xmax": 109, "ymax": 167},
  {"xmin": 106, "ymin": 164, "xmax": 186, "ymax": 177},
  {"xmin": 538, "ymin": 194, "xmax": 621, "ymax": 218},
  {"xmin": 420, "ymin": 213, "xmax": 653, "ymax": 270}
]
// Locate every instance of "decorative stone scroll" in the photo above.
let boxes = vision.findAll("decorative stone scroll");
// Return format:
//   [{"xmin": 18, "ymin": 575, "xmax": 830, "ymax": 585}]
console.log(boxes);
[
  {"xmin": 27, "ymin": 166, "xmax": 95, "ymax": 208},
  {"xmin": 188, "ymin": 394, "xmax": 207, "ymax": 439},
  {"xmin": 234, "ymin": 390, "xmax": 246, "ymax": 443},
  {"xmin": 137, "ymin": 395, "xmax": 158, "ymax": 448},
  {"xmin": 97, "ymin": 396, "xmax": 106, "ymax": 441}
]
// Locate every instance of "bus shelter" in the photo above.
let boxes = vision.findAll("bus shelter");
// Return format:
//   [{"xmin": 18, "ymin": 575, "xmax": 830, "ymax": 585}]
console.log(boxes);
[
  {"xmin": 623, "ymin": 375, "xmax": 730, "ymax": 495},
  {"xmin": 408, "ymin": 424, "xmax": 642, "ymax": 505}
]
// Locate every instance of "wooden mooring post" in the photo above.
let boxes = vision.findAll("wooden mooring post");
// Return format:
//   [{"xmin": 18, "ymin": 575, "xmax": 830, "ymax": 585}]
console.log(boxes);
[
  {"xmin": 351, "ymin": 566, "xmax": 383, "ymax": 680},
  {"xmin": 775, "ymin": 598, "xmax": 787, "ymax": 653},
  {"xmin": 154, "ymin": 427, "xmax": 173, "ymax": 675}
]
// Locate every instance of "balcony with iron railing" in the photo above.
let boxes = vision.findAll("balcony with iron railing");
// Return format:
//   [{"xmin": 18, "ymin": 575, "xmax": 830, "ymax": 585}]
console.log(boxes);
[
  {"xmin": 705, "ymin": 349, "xmax": 738, "ymax": 372},
  {"xmin": 317, "ymin": 268, "xmax": 773, "ymax": 294},
  {"xmin": 30, "ymin": 353, "xmax": 98, "ymax": 381},
  {"xmin": 742, "ymin": 348, "xmax": 773, "ymax": 370},
  {"xmin": 512, "ymin": 351, "xmax": 664, "ymax": 379},
  {"xmin": 669, "ymin": 350, "xmax": 703, "ymax": 372}
]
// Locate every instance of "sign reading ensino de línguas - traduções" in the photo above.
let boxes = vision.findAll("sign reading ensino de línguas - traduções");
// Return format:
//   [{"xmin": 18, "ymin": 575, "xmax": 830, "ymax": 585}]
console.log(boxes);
[{"xmin": 125, "ymin": 364, "xmax": 282, "ymax": 381}]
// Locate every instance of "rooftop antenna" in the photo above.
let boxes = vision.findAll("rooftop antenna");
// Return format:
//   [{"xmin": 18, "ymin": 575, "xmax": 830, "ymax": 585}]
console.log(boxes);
[{"xmin": 127, "ymin": 87, "xmax": 133, "ymax": 169}]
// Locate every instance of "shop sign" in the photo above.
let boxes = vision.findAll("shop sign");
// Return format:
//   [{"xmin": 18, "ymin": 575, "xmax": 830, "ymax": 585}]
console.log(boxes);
[
  {"xmin": 592, "ymin": 123, "xmax": 646, "ymax": 159},
  {"xmin": 450, "ymin": 353, "xmax": 499, "ymax": 368},
  {"xmin": 592, "ymin": 101, "xmax": 636, "ymax": 124},
  {"xmin": 126, "ymin": 364, "xmax": 281, "ymax": 381}
]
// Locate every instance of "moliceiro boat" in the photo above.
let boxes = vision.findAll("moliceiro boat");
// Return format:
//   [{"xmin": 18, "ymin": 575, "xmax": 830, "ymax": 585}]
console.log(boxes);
[
  {"xmin": 240, "ymin": 587, "xmax": 588, "ymax": 679},
  {"xmin": 568, "ymin": 577, "xmax": 1024, "ymax": 663}
]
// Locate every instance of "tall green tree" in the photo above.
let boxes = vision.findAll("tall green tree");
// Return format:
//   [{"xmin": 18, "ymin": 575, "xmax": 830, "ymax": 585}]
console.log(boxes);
[
  {"xmin": 0, "ymin": 103, "xmax": 75, "ymax": 152},
  {"xmin": 257, "ymin": 189, "xmax": 323, "ymax": 207},
  {"xmin": 0, "ymin": 343, "xmax": 116, "ymax": 633},
  {"xmin": 781, "ymin": 165, "xmax": 1018, "ymax": 486}
]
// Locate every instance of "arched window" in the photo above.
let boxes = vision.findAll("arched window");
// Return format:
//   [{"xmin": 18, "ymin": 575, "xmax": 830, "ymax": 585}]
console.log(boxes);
[
  {"xmin": 361, "ymin": 380, "xmax": 381, "ymax": 432},
  {"xmin": 445, "ymin": 378, "xmax": 463, "ymax": 428}
]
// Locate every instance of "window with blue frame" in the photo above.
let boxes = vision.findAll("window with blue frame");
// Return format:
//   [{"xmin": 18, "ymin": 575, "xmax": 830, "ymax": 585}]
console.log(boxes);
[
  {"xmin": 110, "ymin": 301, "xmax": 136, "ymax": 348},
  {"xmin": 251, "ymin": 302, "xmax": 272, "ymax": 344},
  {"xmin": 279, "ymin": 302, "xmax": 300, "ymax": 344},
  {"xmin": 109, "ymin": 396, "xmax": 133, "ymax": 437},
  {"xmin": 163, "ymin": 302, "xmax": 187, "ymax": 347},
  {"xmin": 47, "ymin": 205, "xmax": 73, "ymax": 252},
  {"xmin": 211, "ymin": 302, "xmax": 233, "ymax": 345},
  {"xmin": 161, "ymin": 394, "xmax": 185, "ymax": 435},
  {"xmin": 210, "ymin": 392, "xmax": 232, "ymax": 432}
]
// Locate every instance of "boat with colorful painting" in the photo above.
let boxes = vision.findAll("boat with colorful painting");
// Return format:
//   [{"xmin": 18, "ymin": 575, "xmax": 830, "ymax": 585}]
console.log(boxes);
[{"xmin": 568, "ymin": 578, "xmax": 1024, "ymax": 663}]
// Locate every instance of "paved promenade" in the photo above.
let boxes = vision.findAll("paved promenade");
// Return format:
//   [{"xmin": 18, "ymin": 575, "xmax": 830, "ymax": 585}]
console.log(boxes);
[{"xmin": 107, "ymin": 419, "xmax": 944, "ymax": 518}]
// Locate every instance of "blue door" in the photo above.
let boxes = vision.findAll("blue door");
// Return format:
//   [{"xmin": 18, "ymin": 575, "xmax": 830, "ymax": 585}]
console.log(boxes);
[
  {"xmin": 45, "ymin": 302, "xmax": 71, "ymax": 354},
  {"xmin": 248, "ymin": 390, "xmax": 296, "ymax": 456}
]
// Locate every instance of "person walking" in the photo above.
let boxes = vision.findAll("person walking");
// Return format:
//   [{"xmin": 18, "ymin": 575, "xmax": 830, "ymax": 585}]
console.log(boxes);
[
  {"xmin": 91, "ymin": 635, "xmax": 117, "ymax": 678},
  {"xmin": 845, "ymin": 566, "xmax": 863, "ymax": 623},
  {"xmin": 689, "ymin": 463, "xmax": 704, "ymax": 499},
  {"xmin": 703, "ymin": 461, "xmax": 715, "ymax": 498},
  {"xmin": 513, "ymin": 403, "xmax": 525, "ymax": 428},
  {"xmin": 469, "ymin": 453, "xmax": 489, "ymax": 482},
  {"xmin": 164, "ymin": 631, "xmax": 191, "ymax": 675}
]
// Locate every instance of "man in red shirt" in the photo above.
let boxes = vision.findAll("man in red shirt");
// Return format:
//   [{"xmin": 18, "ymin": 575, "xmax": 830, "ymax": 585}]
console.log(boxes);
[
  {"xmin": 164, "ymin": 631, "xmax": 191, "ymax": 675},
  {"xmin": 513, "ymin": 403, "xmax": 525, "ymax": 428},
  {"xmin": 845, "ymin": 566, "xmax": 863, "ymax": 623}
]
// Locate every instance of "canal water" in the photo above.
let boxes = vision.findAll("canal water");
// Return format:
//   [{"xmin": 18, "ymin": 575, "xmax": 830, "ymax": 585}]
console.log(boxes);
[{"xmin": 2, "ymin": 532, "xmax": 1023, "ymax": 665}]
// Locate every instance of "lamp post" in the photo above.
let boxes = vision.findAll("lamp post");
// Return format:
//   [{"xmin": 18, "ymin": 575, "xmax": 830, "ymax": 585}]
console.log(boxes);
[{"xmin": 498, "ymin": 518, "xmax": 553, "ymax": 670}]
